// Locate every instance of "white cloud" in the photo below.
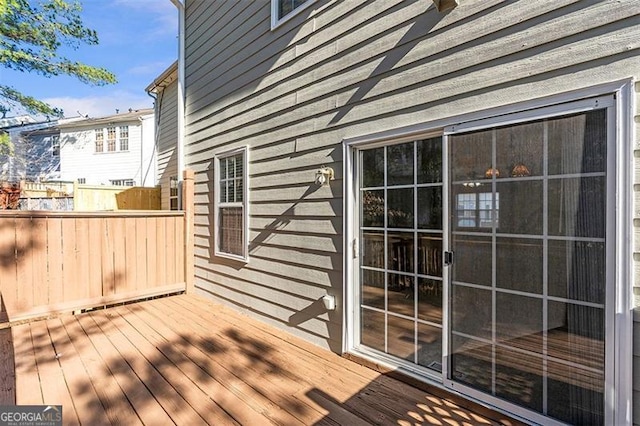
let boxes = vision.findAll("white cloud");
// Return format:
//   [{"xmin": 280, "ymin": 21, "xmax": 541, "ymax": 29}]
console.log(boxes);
[{"xmin": 43, "ymin": 91, "xmax": 153, "ymax": 118}]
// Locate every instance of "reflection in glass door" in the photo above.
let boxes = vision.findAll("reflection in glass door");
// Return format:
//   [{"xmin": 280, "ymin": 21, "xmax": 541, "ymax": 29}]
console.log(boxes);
[
  {"xmin": 448, "ymin": 109, "xmax": 608, "ymax": 424},
  {"xmin": 358, "ymin": 137, "xmax": 444, "ymax": 372}
]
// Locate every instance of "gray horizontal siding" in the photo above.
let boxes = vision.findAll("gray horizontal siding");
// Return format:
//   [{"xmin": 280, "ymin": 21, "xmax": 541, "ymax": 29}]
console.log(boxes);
[
  {"xmin": 156, "ymin": 80, "xmax": 178, "ymax": 210},
  {"xmin": 184, "ymin": 0, "xmax": 640, "ymax": 366}
]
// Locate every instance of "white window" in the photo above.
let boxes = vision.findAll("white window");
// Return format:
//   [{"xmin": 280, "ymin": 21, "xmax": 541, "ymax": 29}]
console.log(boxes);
[
  {"xmin": 214, "ymin": 147, "xmax": 248, "ymax": 261},
  {"xmin": 271, "ymin": 0, "xmax": 314, "ymax": 29},
  {"xmin": 77, "ymin": 178, "xmax": 86, "ymax": 184},
  {"xmin": 106, "ymin": 127, "xmax": 116, "ymax": 152},
  {"xmin": 456, "ymin": 192, "xmax": 498, "ymax": 228},
  {"xmin": 51, "ymin": 135, "xmax": 60, "ymax": 157},
  {"xmin": 169, "ymin": 176, "xmax": 179, "ymax": 210},
  {"xmin": 95, "ymin": 130, "xmax": 104, "ymax": 152},
  {"xmin": 119, "ymin": 126, "xmax": 129, "ymax": 151},
  {"xmin": 96, "ymin": 126, "xmax": 129, "ymax": 153},
  {"xmin": 110, "ymin": 179, "xmax": 134, "ymax": 186}
]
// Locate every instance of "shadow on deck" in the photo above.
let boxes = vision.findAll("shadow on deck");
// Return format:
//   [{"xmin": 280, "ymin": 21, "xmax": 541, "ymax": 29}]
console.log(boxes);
[{"xmin": 1, "ymin": 294, "xmax": 518, "ymax": 425}]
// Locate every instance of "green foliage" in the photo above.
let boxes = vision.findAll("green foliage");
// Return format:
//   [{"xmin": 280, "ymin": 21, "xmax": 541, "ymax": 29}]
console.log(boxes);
[
  {"xmin": 0, "ymin": 131, "xmax": 12, "ymax": 155},
  {"xmin": 0, "ymin": 0, "xmax": 116, "ymax": 117}
]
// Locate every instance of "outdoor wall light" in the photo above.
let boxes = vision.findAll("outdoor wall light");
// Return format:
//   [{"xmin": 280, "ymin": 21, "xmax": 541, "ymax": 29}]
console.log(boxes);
[
  {"xmin": 315, "ymin": 167, "xmax": 335, "ymax": 186},
  {"xmin": 433, "ymin": 0, "xmax": 459, "ymax": 12}
]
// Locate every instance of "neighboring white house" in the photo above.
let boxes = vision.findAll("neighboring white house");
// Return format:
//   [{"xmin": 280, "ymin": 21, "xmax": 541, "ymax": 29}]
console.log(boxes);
[
  {"xmin": 57, "ymin": 109, "xmax": 156, "ymax": 186},
  {"xmin": 0, "ymin": 117, "xmax": 60, "ymax": 182}
]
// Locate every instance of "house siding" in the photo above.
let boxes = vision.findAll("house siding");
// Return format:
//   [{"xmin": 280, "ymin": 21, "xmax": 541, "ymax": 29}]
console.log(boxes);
[
  {"xmin": 156, "ymin": 79, "xmax": 179, "ymax": 210},
  {"xmin": 0, "ymin": 122, "xmax": 59, "ymax": 182},
  {"xmin": 184, "ymin": 0, "xmax": 640, "ymax": 418},
  {"xmin": 24, "ymin": 131, "xmax": 61, "ymax": 181}
]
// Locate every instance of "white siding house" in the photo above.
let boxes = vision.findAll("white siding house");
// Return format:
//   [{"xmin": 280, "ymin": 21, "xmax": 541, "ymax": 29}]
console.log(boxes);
[
  {"xmin": 178, "ymin": 0, "xmax": 640, "ymax": 424},
  {"xmin": 0, "ymin": 118, "xmax": 60, "ymax": 182},
  {"xmin": 57, "ymin": 110, "xmax": 156, "ymax": 186}
]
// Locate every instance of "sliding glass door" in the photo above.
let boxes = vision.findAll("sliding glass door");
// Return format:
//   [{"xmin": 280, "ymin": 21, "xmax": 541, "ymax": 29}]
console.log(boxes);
[
  {"xmin": 352, "ymin": 96, "xmax": 616, "ymax": 425},
  {"xmin": 447, "ymin": 107, "xmax": 610, "ymax": 424},
  {"xmin": 358, "ymin": 137, "xmax": 444, "ymax": 373}
]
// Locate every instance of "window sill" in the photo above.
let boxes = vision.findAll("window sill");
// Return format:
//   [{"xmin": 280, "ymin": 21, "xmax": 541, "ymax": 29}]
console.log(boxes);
[
  {"xmin": 94, "ymin": 150, "xmax": 130, "ymax": 155},
  {"xmin": 214, "ymin": 251, "xmax": 249, "ymax": 264}
]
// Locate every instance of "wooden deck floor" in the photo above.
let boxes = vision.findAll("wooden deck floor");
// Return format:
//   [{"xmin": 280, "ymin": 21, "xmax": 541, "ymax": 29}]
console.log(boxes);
[{"xmin": 1, "ymin": 294, "xmax": 513, "ymax": 425}]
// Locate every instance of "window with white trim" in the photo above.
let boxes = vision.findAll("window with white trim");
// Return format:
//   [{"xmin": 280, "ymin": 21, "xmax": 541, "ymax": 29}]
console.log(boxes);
[
  {"xmin": 271, "ymin": 0, "xmax": 314, "ymax": 28},
  {"xmin": 95, "ymin": 126, "xmax": 129, "ymax": 153},
  {"xmin": 214, "ymin": 147, "xmax": 248, "ymax": 261},
  {"xmin": 51, "ymin": 135, "xmax": 60, "ymax": 157},
  {"xmin": 119, "ymin": 126, "xmax": 129, "ymax": 151},
  {"xmin": 169, "ymin": 176, "xmax": 179, "ymax": 210},
  {"xmin": 95, "ymin": 130, "xmax": 104, "ymax": 152},
  {"xmin": 106, "ymin": 127, "xmax": 116, "ymax": 152},
  {"xmin": 110, "ymin": 179, "xmax": 134, "ymax": 186}
]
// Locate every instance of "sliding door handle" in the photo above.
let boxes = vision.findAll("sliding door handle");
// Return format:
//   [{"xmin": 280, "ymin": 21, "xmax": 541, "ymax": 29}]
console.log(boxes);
[{"xmin": 444, "ymin": 251, "xmax": 454, "ymax": 266}]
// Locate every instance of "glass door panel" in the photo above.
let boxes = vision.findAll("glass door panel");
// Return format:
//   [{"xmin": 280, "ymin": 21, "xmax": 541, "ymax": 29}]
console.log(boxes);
[
  {"xmin": 448, "ymin": 110, "xmax": 608, "ymax": 424},
  {"xmin": 358, "ymin": 137, "xmax": 443, "ymax": 373}
]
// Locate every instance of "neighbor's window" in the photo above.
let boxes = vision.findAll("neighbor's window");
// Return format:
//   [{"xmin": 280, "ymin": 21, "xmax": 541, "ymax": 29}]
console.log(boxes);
[
  {"xmin": 110, "ymin": 179, "xmax": 134, "ymax": 186},
  {"xmin": 456, "ymin": 192, "xmax": 499, "ymax": 228},
  {"xmin": 95, "ymin": 130, "xmax": 104, "ymax": 152},
  {"xmin": 77, "ymin": 178, "xmax": 86, "ymax": 184},
  {"xmin": 107, "ymin": 127, "xmax": 116, "ymax": 152},
  {"xmin": 51, "ymin": 135, "xmax": 60, "ymax": 157},
  {"xmin": 215, "ymin": 147, "xmax": 248, "ymax": 261},
  {"xmin": 271, "ymin": 0, "xmax": 313, "ymax": 28},
  {"xmin": 169, "ymin": 176, "xmax": 179, "ymax": 210},
  {"xmin": 119, "ymin": 126, "xmax": 129, "ymax": 151}
]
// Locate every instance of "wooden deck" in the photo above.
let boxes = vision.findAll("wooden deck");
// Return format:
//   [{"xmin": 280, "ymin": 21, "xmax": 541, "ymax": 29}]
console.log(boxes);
[{"xmin": 1, "ymin": 294, "xmax": 514, "ymax": 425}]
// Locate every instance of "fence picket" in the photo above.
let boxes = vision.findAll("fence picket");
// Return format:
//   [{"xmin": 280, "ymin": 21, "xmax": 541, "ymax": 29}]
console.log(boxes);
[{"xmin": 0, "ymin": 216, "xmax": 18, "ymax": 317}]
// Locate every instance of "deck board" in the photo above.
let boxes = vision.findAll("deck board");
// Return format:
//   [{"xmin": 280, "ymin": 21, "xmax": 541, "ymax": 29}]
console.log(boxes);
[
  {"xmin": 138, "ymin": 298, "xmax": 348, "ymax": 425},
  {"xmin": 78, "ymin": 313, "xmax": 178, "ymax": 426},
  {"xmin": 3, "ymin": 294, "xmax": 511, "ymax": 425},
  {"xmin": 0, "ymin": 327, "xmax": 15, "ymax": 404},
  {"xmin": 119, "ymin": 303, "xmax": 301, "ymax": 425},
  {"xmin": 155, "ymin": 296, "xmax": 383, "ymax": 422},
  {"xmin": 29, "ymin": 320, "xmax": 80, "ymax": 425},
  {"xmin": 60, "ymin": 315, "xmax": 143, "ymax": 425},
  {"xmin": 100, "ymin": 307, "xmax": 240, "ymax": 425},
  {"xmin": 12, "ymin": 323, "xmax": 43, "ymax": 405},
  {"xmin": 45, "ymin": 318, "xmax": 110, "ymax": 425}
]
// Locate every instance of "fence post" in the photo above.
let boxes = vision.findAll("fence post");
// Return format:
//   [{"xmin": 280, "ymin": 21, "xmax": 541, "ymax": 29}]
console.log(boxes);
[{"xmin": 182, "ymin": 169, "xmax": 195, "ymax": 294}]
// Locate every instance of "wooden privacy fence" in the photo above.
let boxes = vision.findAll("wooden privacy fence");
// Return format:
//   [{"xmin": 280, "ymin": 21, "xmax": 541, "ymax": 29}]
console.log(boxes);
[
  {"xmin": 0, "ymin": 169, "xmax": 195, "ymax": 323},
  {"xmin": 73, "ymin": 184, "xmax": 161, "ymax": 211},
  {"xmin": 0, "ymin": 211, "xmax": 187, "ymax": 323}
]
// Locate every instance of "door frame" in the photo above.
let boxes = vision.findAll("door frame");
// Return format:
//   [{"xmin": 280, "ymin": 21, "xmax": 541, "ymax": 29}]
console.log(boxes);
[{"xmin": 342, "ymin": 79, "xmax": 634, "ymax": 425}]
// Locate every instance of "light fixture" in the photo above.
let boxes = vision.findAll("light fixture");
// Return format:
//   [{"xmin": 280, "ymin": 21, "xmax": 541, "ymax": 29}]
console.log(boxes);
[
  {"xmin": 511, "ymin": 163, "xmax": 531, "ymax": 177},
  {"xmin": 485, "ymin": 167, "xmax": 500, "ymax": 179},
  {"xmin": 432, "ymin": 0, "xmax": 459, "ymax": 12},
  {"xmin": 315, "ymin": 167, "xmax": 334, "ymax": 186}
]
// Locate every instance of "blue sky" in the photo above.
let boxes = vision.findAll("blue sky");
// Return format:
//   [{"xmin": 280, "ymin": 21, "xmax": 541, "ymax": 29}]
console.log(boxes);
[{"xmin": 1, "ymin": 0, "xmax": 178, "ymax": 119}]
